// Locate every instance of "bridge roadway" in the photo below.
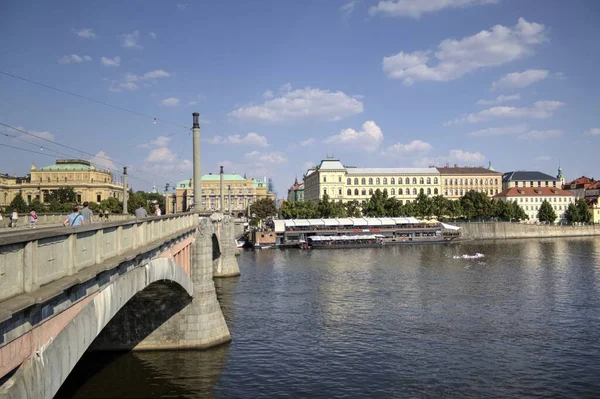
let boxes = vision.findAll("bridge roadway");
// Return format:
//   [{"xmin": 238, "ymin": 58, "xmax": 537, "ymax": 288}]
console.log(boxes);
[{"xmin": 0, "ymin": 212, "xmax": 241, "ymax": 399}]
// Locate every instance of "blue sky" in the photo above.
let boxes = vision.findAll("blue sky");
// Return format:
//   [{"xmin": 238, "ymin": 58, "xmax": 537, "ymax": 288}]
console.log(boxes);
[{"xmin": 1, "ymin": 0, "xmax": 599, "ymax": 196}]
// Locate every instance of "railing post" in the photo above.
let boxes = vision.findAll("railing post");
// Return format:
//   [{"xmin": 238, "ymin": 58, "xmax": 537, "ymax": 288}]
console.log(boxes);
[
  {"xmin": 66, "ymin": 233, "xmax": 76, "ymax": 276},
  {"xmin": 23, "ymin": 240, "xmax": 38, "ymax": 293},
  {"xmin": 95, "ymin": 228, "xmax": 105, "ymax": 264}
]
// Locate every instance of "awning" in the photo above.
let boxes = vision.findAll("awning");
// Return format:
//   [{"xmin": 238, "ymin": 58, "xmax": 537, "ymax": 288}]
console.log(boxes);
[
  {"xmin": 366, "ymin": 218, "xmax": 382, "ymax": 226},
  {"xmin": 440, "ymin": 222, "xmax": 460, "ymax": 230},
  {"xmin": 306, "ymin": 219, "xmax": 325, "ymax": 226},
  {"xmin": 377, "ymin": 218, "xmax": 396, "ymax": 225},
  {"xmin": 350, "ymin": 218, "xmax": 369, "ymax": 226},
  {"xmin": 294, "ymin": 219, "xmax": 310, "ymax": 226},
  {"xmin": 392, "ymin": 217, "xmax": 411, "ymax": 224},
  {"xmin": 284, "ymin": 220, "xmax": 296, "ymax": 227},
  {"xmin": 274, "ymin": 220, "xmax": 285, "ymax": 233},
  {"xmin": 335, "ymin": 218, "xmax": 353, "ymax": 226},
  {"xmin": 322, "ymin": 219, "xmax": 339, "ymax": 226}
]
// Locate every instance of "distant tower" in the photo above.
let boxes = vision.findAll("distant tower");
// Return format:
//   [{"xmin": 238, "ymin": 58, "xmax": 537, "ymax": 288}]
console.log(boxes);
[
  {"xmin": 557, "ymin": 161, "xmax": 565, "ymax": 187},
  {"xmin": 487, "ymin": 161, "xmax": 495, "ymax": 171}
]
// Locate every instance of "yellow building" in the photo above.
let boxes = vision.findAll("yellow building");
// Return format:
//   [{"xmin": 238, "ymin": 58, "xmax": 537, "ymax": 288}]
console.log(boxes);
[
  {"xmin": 303, "ymin": 159, "xmax": 442, "ymax": 204},
  {"xmin": 172, "ymin": 173, "xmax": 274, "ymax": 213},
  {"xmin": 437, "ymin": 163, "xmax": 503, "ymax": 199},
  {"xmin": 0, "ymin": 159, "xmax": 124, "ymax": 207}
]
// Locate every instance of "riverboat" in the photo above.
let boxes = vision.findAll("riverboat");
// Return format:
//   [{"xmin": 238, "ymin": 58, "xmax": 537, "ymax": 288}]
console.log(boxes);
[{"xmin": 300, "ymin": 234, "xmax": 385, "ymax": 249}]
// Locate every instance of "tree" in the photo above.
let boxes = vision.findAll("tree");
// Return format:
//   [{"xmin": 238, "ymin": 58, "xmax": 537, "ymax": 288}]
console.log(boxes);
[
  {"xmin": 344, "ymin": 200, "xmax": 362, "ymax": 218},
  {"xmin": 431, "ymin": 195, "xmax": 450, "ymax": 220},
  {"xmin": 384, "ymin": 197, "xmax": 403, "ymax": 217},
  {"xmin": 317, "ymin": 194, "xmax": 335, "ymax": 218},
  {"xmin": 250, "ymin": 198, "xmax": 276, "ymax": 220},
  {"xmin": 537, "ymin": 200, "xmax": 557, "ymax": 223},
  {"xmin": 28, "ymin": 198, "xmax": 46, "ymax": 213},
  {"xmin": 329, "ymin": 200, "xmax": 347, "ymax": 218},
  {"xmin": 460, "ymin": 190, "xmax": 493, "ymax": 219},
  {"xmin": 46, "ymin": 187, "xmax": 77, "ymax": 203},
  {"xmin": 363, "ymin": 189, "xmax": 386, "ymax": 217},
  {"xmin": 565, "ymin": 203, "xmax": 580, "ymax": 223},
  {"xmin": 100, "ymin": 197, "xmax": 122, "ymax": 213},
  {"xmin": 127, "ymin": 191, "xmax": 146, "ymax": 214},
  {"xmin": 9, "ymin": 193, "xmax": 27, "ymax": 213},
  {"xmin": 447, "ymin": 200, "xmax": 462, "ymax": 220},
  {"xmin": 414, "ymin": 193, "xmax": 433, "ymax": 219},
  {"xmin": 576, "ymin": 199, "xmax": 592, "ymax": 223},
  {"xmin": 511, "ymin": 201, "xmax": 528, "ymax": 221}
]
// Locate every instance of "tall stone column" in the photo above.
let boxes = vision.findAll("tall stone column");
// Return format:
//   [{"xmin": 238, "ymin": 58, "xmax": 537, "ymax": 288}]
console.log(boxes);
[
  {"xmin": 122, "ymin": 167, "xmax": 128, "ymax": 214},
  {"xmin": 220, "ymin": 166, "xmax": 224, "ymax": 212},
  {"xmin": 192, "ymin": 112, "xmax": 202, "ymax": 211},
  {"xmin": 213, "ymin": 215, "xmax": 241, "ymax": 277}
]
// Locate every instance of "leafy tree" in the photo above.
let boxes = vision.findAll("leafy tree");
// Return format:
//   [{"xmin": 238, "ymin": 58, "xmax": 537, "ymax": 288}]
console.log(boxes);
[
  {"xmin": 565, "ymin": 203, "xmax": 580, "ymax": 223},
  {"xmin": 414, "ymin": 193, "xmax": 433, "ymax": 218},
  {"xmin": 146, "ymin": 192, "xmax": 166, "ymax": 215},
  {"xmin": 402, "ymin": 201, "xmax": 417, "ymax": 217},
  {"xmin": 317, "ymin": 194, "xmax": 335, "ymax": 218},
  {"xmin": 384, "ymin": 197, "xmax": 403, "ymax": 217},
  {"xmin": 363, "ymin": 189, "xmax": 386, "ymax": 217},
  {"xmin": 576, "ymin": 199, "xmax": 592, "ymax": 223},
  {"xmin": 250, "ymin": 198, "xmax": 276, "ymax": 220},
  {"xmin": 100, "ymin": 197, "xmax": 122, "ymax": 213},
  {"xmin": 537, "ymin": 200, "xmax": 557, "ymax": 223},
  {"xmin": 447, "ymin": 200, "xmax": 462, "ymax": 220},
  {"xmin": 127, "ymin": 191, "xmax": 146, "ymax": 214},
  {"xmin": 431, "ymin": 195, "xmax": 449, "ymax": 220},
  {"xmin": 9, "ymin": 193, "xmax": 28, "ymax": 213},
  {"xmin": 511, "ymin": 201, "xmax": 528, "ymax": 221},
  {"xmin": 330, "ymin": 200, "xmax": 347, "ymax": 218},
  {"xmin": 28, "ymin": 198, "xmax": 46, "ymax": 213},
  {"xmin": 460, "ymin": 190, "xmax": 493, "ymax": 219},
  {"xmin": 297, "ymin": 200, "xmax": 319, "ymax": 218},
  {"xmin": 46, "ymin": 187, "xmax": 77, "ymax": 203},
  {"xmin": 88, "ymin": 201, "xmax": 102, "ymax": 213},
  {"xmin": 344, "ymin": 200, "xmax": 363, "ymax": 218}
]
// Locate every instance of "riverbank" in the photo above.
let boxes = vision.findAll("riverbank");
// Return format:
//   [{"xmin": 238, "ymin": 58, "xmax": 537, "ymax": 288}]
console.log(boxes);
[{"xmin": 455, "ymin": 222, "xmax": 600, "ymax": 240}]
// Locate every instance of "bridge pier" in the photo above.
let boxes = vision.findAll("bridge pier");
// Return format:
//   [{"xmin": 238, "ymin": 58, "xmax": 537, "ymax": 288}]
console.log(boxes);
[{"xmin": 211, "ymin": 214, "xmax": 241, "ymax": 278}]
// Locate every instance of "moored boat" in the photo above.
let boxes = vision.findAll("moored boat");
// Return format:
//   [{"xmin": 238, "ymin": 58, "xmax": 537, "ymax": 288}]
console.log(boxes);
[{"xmin": 301, "ymin": 234, "xmax": 385, "ymax": 249}]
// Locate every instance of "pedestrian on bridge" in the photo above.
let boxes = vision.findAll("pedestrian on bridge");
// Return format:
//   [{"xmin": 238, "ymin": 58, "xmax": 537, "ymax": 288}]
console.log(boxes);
[
  {"xmin": 10, "ymin": 209, "xmax": 18, "ymax": 228},
  {"xmin": 29, "ymin": 209, "xmax": 37, "ymax": 228},
  {"xmin": 63, "ymin": 206, "xmax": 84, "ymax": 227},
  {"xmin": 135, "ymin": 205, "xmax": 148, "ymax": 218},
  {"xmin": 81, "ymin": 202, "xmax": 93, "ymax": 224}
]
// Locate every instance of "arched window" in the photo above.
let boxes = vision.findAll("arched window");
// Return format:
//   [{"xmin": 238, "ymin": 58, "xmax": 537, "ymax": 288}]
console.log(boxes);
[
  {"xmin": 427, "ymin": 177, "xmax": 431, "ymax": 184},
  {"xmin": 64, "ymin": 177, "xmax": 67, "ymax": 182},
  {"xmin": 354, "ymin": 178, "xmax": 359, "ymax": 185},
  {"xmin": 480, "ymin": 179, "xmax": 483, "ymax": 185},
  {"xmin": 420, "ymin": 177, "xmax": 424, "ymax": 184},
  {"xmin": 398, "ymin": 177, "xmax": 403, "ymax": 184},
  {"xmin": 444, "ymin": 189, "xmax": 448, "ymax": 195},
  {"xmin": 391, "ymin": 178, "xmax": 395, "ymax": 185},
  {"xmin": 369, "ymin": 178, "xmax": 373, "ymax": 185},
  {"xmin": 383, "ymin": 178, "xmax": 387, "ymax": 184},
  {"xmin": 420, "ymin": 188, "xmax": 424, "ymax": 194},
  {"xmin": 427, "ymin": 188, "xmax": 431, "ymax": 195},
  {"xmin": 362, "ymin": 178, "xmax": 366, "ymax": 185},
  {"xmin": 460, "ymin": 189, "xmax": 464, "ymax": 195},
  {"xmin": 324, "ymin": 189, "xmax": 327, "ymax": 195},
  {"xmin": 338, "ymin": 188, "xmax": 342, "ymax": 195},
  {"xmin": 369, "ymin": 189, "xmax": 373, "ymax": 195},
  {"xmin": 398, "ymin": 188, "xmax": 403, "ymax": 195},
  {"xmin": 434, "ymin": 177, "xmax": 438, "ymax": 184},
  {"xmin": 355, "ymin": 189, "xmax": 359, "ymax": 195},
  {"xmin": 47, "ymin": 177, "xmax": 50, "ymax": 182},
  {"xmin": 362, "ymin": 189, "xmax": 366, "ymax": 195},
  {"xmin": 347, "ymin": 178, "xmax": 351, "ymax": 185},
  {"xmin": 323, "ymin": 176, "xmax": 326, "ymax": 183},
  {"xmin": 445, "ymin": 178, "xmax": 448, "ymax": 185},
  {"xmin": 347, "ymin": 189, "xmax": 352, "ymax": 196},
  {"xmin": 434, "ymin": 188, "xmax": 439, "ymax": 195},
  {"xmin": 459, "ymin": 178, "xmax": 463, "ymax": 185},
  {"xmin": 495, "ymin": 178, "xmax": 498, "ymax": 185},
  {"xmin": 383, "ymin": 188, "xmax": 388, "ymax": 195},
  {"xmin": 339, "ymin": 176, "xmax": 342, "ymax": 182},
  {"xmin": 412, "ymin": 178, "xmax": 417, "ymax": 184},
  {"xmin": 485, "ymin": 179, "xmax": 489, "ymax": 185},
  {"xmin": 469, "ymin": 179, "xmax": 473, "ymax": 185},
  {"xmin": 412, "ymin": 188, "xmax": 417, "ymax": 195},
  {"xmin": 391, "ymin": 188, "xmax": 395, "ymax": 195},
  {"xmin": 376, "ymin": 178, "xmax": 380, "ymax": 184}
]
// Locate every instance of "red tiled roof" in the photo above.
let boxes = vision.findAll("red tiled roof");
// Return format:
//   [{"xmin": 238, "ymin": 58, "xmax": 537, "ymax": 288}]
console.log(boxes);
[
  {"xmin": 495, "ymin": 187, "xmax": 575, "ymax": 197},
  {"xmin": 565, "ymin": 176, "xmax": 596, "ymax": 186}
]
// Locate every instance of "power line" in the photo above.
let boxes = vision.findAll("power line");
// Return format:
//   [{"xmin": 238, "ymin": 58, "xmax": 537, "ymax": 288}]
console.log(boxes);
[{"xmin": 0, "ymin": 70, "xmax": 190, "ymax": 130}]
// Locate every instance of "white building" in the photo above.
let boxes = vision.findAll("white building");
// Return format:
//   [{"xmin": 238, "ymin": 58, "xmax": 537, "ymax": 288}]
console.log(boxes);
[{"xmin": 495, "ymin": 186, "xmax": 575, "ymax": 223}]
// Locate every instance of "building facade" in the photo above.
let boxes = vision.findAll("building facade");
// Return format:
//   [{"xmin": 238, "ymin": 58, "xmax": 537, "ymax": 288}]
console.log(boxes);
[
  {"xmin": 303, "ymin": 159, "xmax": 442, "ymax": 204},
  {"xmin": 287, "ymin": 178, "xmax": 304, "ymax": 202},
  {"xmin": 495, "ymin": 187, "xmax": 575, "ymax": 223},
  {"xmin": 173, "ymin": 173, "xmax": 274, "ymax": 214},
  {"xmin": 437, "ymin": 164, "xmax": 503, "ymax": 199},
  {"xmin": 0, "ymin": 159, "xmax": 124, "ymax": 208},
  {"xmin": 502, "ymin": 170, "xmax": 563, "ymax": 191}
]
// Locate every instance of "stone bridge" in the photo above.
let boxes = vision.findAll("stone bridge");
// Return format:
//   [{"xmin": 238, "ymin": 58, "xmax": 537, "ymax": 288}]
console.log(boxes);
[{"xmin": 0, "ymin": 212, "xmax": 240, "ymax": 398}]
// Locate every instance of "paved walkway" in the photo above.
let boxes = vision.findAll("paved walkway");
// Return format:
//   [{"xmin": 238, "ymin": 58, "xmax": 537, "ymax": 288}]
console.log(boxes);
[{"xmin": 0, "ymin": 223, "xmax": 62, "ymax": 235}]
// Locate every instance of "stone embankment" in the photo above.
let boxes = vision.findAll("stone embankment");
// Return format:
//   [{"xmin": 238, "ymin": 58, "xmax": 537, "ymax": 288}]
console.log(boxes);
[{"xmin": 456, "ymin": 222, "xmax": 600, "ymax": 240}]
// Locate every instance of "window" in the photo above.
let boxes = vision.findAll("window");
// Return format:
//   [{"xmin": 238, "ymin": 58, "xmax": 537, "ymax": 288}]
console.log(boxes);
[
  {"xmin": 398, "ymin": 178, "xmax": 403, "ymax": 184},
  {"xmin": 383, "ymin": 188, "xmax": 388, "ymax": 195},
  {"xmin": 434, "ymin": 188, "xmax": 439, "ymax": 195},
  {"xmin": 362, "ymin": 189, "xmax": 366, "ymax": 195},
  {"xmin": 420, "ymin": 188, "xmax": 424, "ymax": 194},
  {"xmin": 391, "ymin": 178, "xmax": 395, "ymax": 185},
  {"xmin": 427, "ymin": 188, "xmax": 431, "ymax": 195},
  {"xmin": 530, "ymin": 181, "xmax": 534, "ymax": 187},
  {"xmin": 391, "ymin": 188, "xmax": 395, "ymax": 195},
  {"xmin": 338, "ymin": 188, "xmax": 342, "ymax": 195},
  {"xmin": 420, "ymin": 177, "xmax": 424, "ymax": 184},
  {"xmin": 515, "ymin": 181, "xmax": 519, "ymax": 187},
  {"xmin": 323, "ymin": 176, "xmax": 326, "ymax": 183},
  {"xmin": 97, "ymin": 194, "xmax": 101, "ymax": 202},
  {"xmin": 47, "ymin": 177, "xmax": 50, "ymax": 182},
  {"xmin": 434, "ymin": 177, "xmax": 438, "ymax": 185},
  {"xmin": 347, "ymin": 178, "xmax": 351, "ymax": 185},
  {"xmin": 445, "ymin": 190, "xmax": 448, "ymax": 195},
  {"xmin": 413, "ymin": 178, "xmax": 417, "ymax": 184},
  {"xmin": 355, "ymin": 189, "xmax": 359, "ymax": 195},
  {"xmin": 445, "ymin": 179, "xmax": 448, "ymax": 185},
  {"xmin": 412, "ymin": 188, "xmax": 417, "ymax": 195},
  {"xmin": 398, "ymin": 188, "xmax": 403, "ymax": 195},
  {"xmin": 324, "ymin": 189, "xmax": 327, "ymax": 195},
  {"xmin": 460, "ymin": 189, "xmax": 464, "ymax": 195},
  {"xmin": 495, "ymin": 178, "xmax": 498, "ymax": 185},
  {"xmin": 369, "ymin": 189, "xmax": 373, "ymax": 195},
  {"xmin": 537, "ymin": 181, "xmax": 541, "ymax": 187},
  {"xmin": 545, "ymin": 181, "xmax": 549, "ymax": 187},
  {"xmin": 369, "ymin": 178, "xmax": 373, "ymax": 185},
  {"xmin": 27, "ymin": 194, "xmax": 31, "ymax": 203},
  {"xmin": 427, "ymin": 177, "xmax": 431, "ymax": 184},
  {"xmin": 77, "ymin": 194, "xmax": 81, "ymax": 202},
  {"xmin": 376, "ymin": 178, "xmax": 380, "ymax": 184},
  {"xmin": 338, "ymin": 176, "xmax": 342, "ymax": 182},
  {"xmin": 383, "ymin": 178, "xmax": 387, "ymax": 184},
  {"xmin": 362, "ymin": 178, "xmax": 366, "ymax": 185},
  {"xmin": 454, "ymin": 179, "xmax": 458, "ymax": 185},
  {"xmin": 553, "ymin": 181, "xmax": 556, "ymax": 187},
  {"xmin": 460, "ymin": 179, "xmax": 463, "ymax": 185}
]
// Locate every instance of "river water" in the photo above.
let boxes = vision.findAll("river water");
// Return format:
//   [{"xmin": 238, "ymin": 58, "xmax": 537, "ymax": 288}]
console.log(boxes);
[{"xmin": 59, "ymin": 238, "xmax": 600, "ymax": 398}]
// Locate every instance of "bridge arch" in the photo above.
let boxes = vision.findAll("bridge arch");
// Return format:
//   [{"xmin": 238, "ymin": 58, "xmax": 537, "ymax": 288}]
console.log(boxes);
[{"xmin": 0, "ymin": 257, "xmax": 193, "ymax": 399}]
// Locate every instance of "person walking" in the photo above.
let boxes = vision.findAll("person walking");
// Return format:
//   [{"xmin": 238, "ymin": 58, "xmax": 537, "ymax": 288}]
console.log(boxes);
[
  {"xmin": 81, "ymin": 202, "xmax": 93, "ymax": 224},
  {"xmin": 63, "ymin": 206, "xmax": 84, "ymax": 227},
  {"xmin": 154, "ymin": 204, "xmax": 162, "ymax": 216},
  {"xmin": 104, "ymin": 210, "xmax": 109, "ymax": 221},
  {"xmin": 29, "ymin": 209, "xmax": 37, "ymax": 228},
  {"xmin": 10, "ymin": 209, "xmax": 18, "ymax": 228},
  {"xmin": 0, "ymin": 207, "xmax": 3, "ymax": 227},
  {"xmin": 135, "ymin": 205, "xmax": 148, "ymax": 218}
]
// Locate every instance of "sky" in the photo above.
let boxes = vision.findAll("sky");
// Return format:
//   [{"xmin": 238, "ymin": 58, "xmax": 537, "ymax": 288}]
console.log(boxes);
[{"xmin": 1, "ymin": 0, "xmax": 600, "ymax": 196}]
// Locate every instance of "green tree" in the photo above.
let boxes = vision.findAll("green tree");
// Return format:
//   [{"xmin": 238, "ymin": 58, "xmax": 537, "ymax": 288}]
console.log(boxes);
[
  {"xmin": 46, "ymin": 187, "xmax": 77, "ymax": 203},
  {"xmin": 384, "ymin": 197, "xmax": 403, "ymax": 217},
  {"xmin": 460, "ymin": 190, "xmax": 493, "ymax": 219},
  {"xmin": 414, "ymin": 193, "xmax": 433, "ymax": 218},
  {"xmin": 9, "ymin": 193, "xmax": 28, "ymax": 213},
  {"xmin": 100, "ymin": 197, "xmax": 123, "ymax": 213},
  {"xmin": 250, "ymin": 198, "xmax": 276, "ymax": 220},
  {"xmin": 28, "ymin": 198, "xmax": 46, "ymax": 213},
  {"xmin": 297, "ymin": 200, "xmax": 319, "ymax": 218},
  {"xmin": 447, "ymin": 200, "xmax": 462, "ymax": 220},
  {"xmin": 329, "ymin": 200, "xmax": 347, "ymax": 218},
  {"xmin": 537, "ymin": 200, "xmax": 557, "ymax": 223},
  {"xmin": 564, "ymin": 203, "xmax": 580, "ymax": 223},
  {"xmin": 431, "ymin": 195, "xmax": 449, "ymax": 220},
  {"xmin": 87, "ymin": 201, "xmax": 102, "ymax": 213},
  {"xmin": 363, "ymin": 189, "xmax": 387, "ymax": 217},
  {"xmin": 127, "ymin": 191, "xmax": 146, "ymax": 214},
  {"xmin": 344, "ymin": 200, "xmax": 363, "ymax": 218},
  {"xmin": 511, "ymin": 201, "xmax": 528, "ymax": 221},
  {"xmin": 402, "ymin": 201, "xmax": 417, "ymax": 217},
  {"xmin": 576, "ymin": 199, "xmax": 592, "ymax": 223},
  {"xmin": 317, "ymin": 194, "xmax": 335, "ymax": 218}
]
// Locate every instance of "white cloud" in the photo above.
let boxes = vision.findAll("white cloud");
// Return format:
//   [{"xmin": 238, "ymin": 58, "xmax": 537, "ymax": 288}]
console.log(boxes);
[
  {"xmin": 122, "ymin": 30, "xmax": 142, "ymax": 49},
  {"xmin": 58, "ymin": 54, "xmax": 93, "ymax": 64},
  {"xmin": 585, "ymin": 128, "xmax": 600, "ymax": 136},
  {"xmin": 300, "ymin": 138, "xmax": 315, "ymax": 147},
  {"xmin": 477, "ymin": 93, "xmax": 520, "ymax": 106},
  {"xmin": 491, "ymin": 69, "xmax": 550, "ymax": 89},
  {"xmin": 468, "ymin": 124, "xmax": 527, "ymax": 137},
  {"xmin": 230, "ymin": 85, "xmax": 363, "ymax": 123},
  {"xmin": 145, "ymin": 147, "xmax": 177, "ymax": 163},
  {"xmin": 209, "ymin": 133, "xmax": 269, "ymax": 147},
  {"xmin": 109, "ymin": 69, "xmax": 170, "ymax": 92},
  {"xmin": 382, "ymin": 139, "xmax": 432, "ymax": 156},
  {"xmin": 518, "ymin": 129, "xmax": 562, "ymax": 140},
  {"xmin": 244, "ymin": 151, "xmax": 287, "ymax": 164},
  {"xmin": 449, "ymin": 149, "xmax": 486, "ymax": 164},
  {"xmin": 161, "ymin": 97, "xmax": 180, "ymax": 107},
  {"xmin": 383, "ymin": 18, "xmax": 546, "ymax": 84},
  {"xmin": 189, "ymin": 101, "xmax": 197, "ymax": 105},
  {"xmin": 149, "ymin": 32, "xmax": 157, "ymax": 39},
  {"xmin": 370, "ymin": 0, "xmax": 497, "ymax": 18},
  {"xmin": 7, "ymin": 126, "xmax": 55, "ymax": 144},
  {"xmin": 340, "ymin": 0, "xmax": 357, "ymax": 18},
  {"xmin": 262, "ymin": 90, "xmax": 274, "ymax": 99},
  {"xmin": 324, "ymin": 121, "xmax": 384, "ymax": 152},
  {"xmin": 101, "ymin": 56, "xmax": 121, "ymax": 67},
  {"xmin": 73, "ymin": 28, "xmax": 96, "ymax": 39},
  {"xmin": 535, "ymin": 155, "xmax": 551, "ymax": 161},
  {"xmin": 446, "ymin": 100, "xmax": 564, "ymax": 124},
  {"xmin": 90, "ymin": 151, "xmax": 115, "ymax": 171},
  {"xmin": 151, "ymin": 136, "xmax": 171, "ymax": 147}
]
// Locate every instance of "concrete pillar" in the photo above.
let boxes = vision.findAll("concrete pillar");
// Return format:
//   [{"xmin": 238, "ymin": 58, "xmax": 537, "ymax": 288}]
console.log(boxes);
[
  {"xmin": 228, "ymin": 185, "xmax": 232, "ymax": 215},
  {"xmin": 192, "ymin": 112, "xmax": 202, "ymax": 211},
  {"xmin": 220, "ymin": 166, "xmax": 224, "ymax": 212},
  {"xmin": 213, "ymin": 215, "xmax": 241, "ymax": 277},
  {"xmin": 123, "ymin": 167, "xmax": 128, "ymax": 214}
]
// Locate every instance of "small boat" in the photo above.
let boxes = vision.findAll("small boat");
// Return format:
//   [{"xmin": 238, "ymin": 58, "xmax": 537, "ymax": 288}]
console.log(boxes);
[{"xmin": 235, "ymin": 238, "xmax": 245, "ymax": 248}]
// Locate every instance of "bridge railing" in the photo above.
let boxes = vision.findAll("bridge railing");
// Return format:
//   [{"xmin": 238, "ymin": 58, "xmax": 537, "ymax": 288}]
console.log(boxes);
[{"xmin": 0, "ymin": 213, "xmax": 197, "ymax": 303}]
